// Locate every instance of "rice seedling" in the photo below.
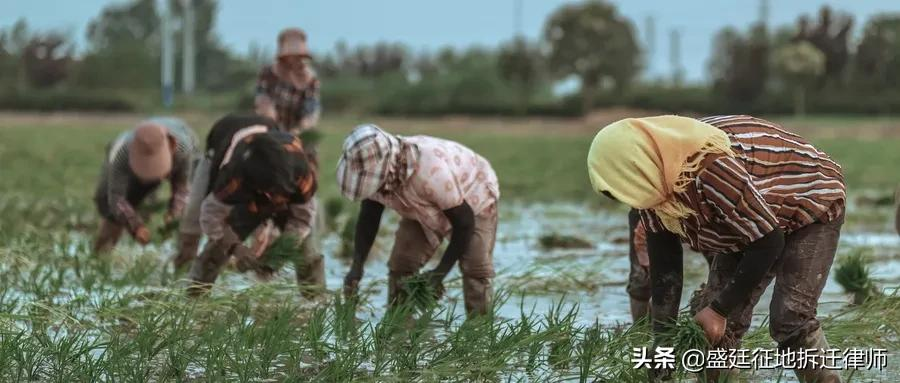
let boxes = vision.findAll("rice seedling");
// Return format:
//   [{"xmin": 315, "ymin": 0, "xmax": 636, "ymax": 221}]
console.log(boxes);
[
  {"xmin": 337, "ymin": 214, "xmax": 356, "ymax": 260},
  {"xmin": 323, "ymin": 196, "xmax": 345, "ymax": 231},
  {"xmin": 538, "ymin": 233, "xmax": 593, "ymax": 249},
  {"xmin": 258, "ymin": 234, "xmax": 303, "ymax": 272},
  {"xmin": 835, "ymin": 250, "xmax": 881, "ymax": 304},
  {"xmin": 399, "ymin": 273, "xmax": 441, "ymax": 314}
]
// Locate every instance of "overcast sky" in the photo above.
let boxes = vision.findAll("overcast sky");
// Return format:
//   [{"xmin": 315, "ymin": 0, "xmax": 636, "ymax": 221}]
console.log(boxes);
[{"xmin": 2, "ymin": 0, "xmax": 896, "ymax": 82}]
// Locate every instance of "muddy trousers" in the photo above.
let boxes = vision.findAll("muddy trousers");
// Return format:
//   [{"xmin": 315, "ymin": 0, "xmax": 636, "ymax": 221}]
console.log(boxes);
[
  {"xmin": 387, "ymin": 207, "xmax": 498, "ymax": 317},
  {"xmin": 690, "ymin": 216, "xmax": 844, "ymax": 383},
  {"xmin": 187, "ymin": 199, "xmax": 324, "ymax": 295}
]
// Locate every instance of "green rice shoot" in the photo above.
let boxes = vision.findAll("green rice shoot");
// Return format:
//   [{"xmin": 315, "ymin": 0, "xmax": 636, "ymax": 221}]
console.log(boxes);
[
  {"xmin": 835, "ymin": 250, "xmax": 880, "ymax": 304},
  {"xmin": 258, "ymin": 234, "xmax": 303, "ymax": 271}
]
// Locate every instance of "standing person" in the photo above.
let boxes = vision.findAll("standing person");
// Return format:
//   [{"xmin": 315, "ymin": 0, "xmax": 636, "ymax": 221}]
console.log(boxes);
[
  {"xmin": 93, "ymin": 117, "xmax": 198, "ymax": 253},
  {"xmin": 254, "ymin": 27, "xmax": 323, "ymax": 254},
  {"xmin": 588, "ymin": 115, "xmax": 845, "ymax": 382},
  {"xmin": 339, "ymin": 125, "xmax": 500, "ymax": 316},
  {"xmin": 255, "ymin": 28, "xmax": 321, "ymax": 138},
  {"xmin": 178, "ymin": 114, "xmax": 323, "ymax": 295}
]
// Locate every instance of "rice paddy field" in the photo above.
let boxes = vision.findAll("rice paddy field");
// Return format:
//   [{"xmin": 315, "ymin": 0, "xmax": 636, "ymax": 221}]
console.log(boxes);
[{"xmin": 1, "ymin": 111, "xmax": 900, "ymax": 382}]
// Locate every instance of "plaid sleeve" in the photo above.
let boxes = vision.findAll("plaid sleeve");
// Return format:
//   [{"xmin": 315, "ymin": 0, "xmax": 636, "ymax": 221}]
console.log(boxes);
[
  {"xmin": 698, "ymin": 156, "xmax": 778, "ymax": 244},
  {"xmin": 255, "ymin": 66, "xmax": 275, "ymax": 97},
  {"xmin": 302, "ymin": 77, "xmax": 321, "ymax": 118}
]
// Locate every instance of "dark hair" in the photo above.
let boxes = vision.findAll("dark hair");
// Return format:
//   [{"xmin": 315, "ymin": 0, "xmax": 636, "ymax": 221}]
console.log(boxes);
[{"xmin": 238, "ymin": 134, "xmax": 295, "ymax": 196}]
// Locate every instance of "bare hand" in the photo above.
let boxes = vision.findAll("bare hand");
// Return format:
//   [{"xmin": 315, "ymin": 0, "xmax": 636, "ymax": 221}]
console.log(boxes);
[
  {"xmin": 424, "ymin": 270, "xmax": 447, "ymax": 300},
  {"xmin": 135, "ymin": 226, "xmax": 151, "ymax": 245},
  {"xmin": 233, "ymin": 245, "xmax": 260, "ymax": 273},
  {"xmin": 343, "ymin": 267, "xmax": 363, "ymax": 299},
  {"xmin": 694, "ymin": 306, "xmax": 727, "ymax": 344}
]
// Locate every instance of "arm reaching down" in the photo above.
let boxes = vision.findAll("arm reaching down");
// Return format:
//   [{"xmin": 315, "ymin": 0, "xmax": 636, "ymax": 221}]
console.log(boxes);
[{"xmin": 343, "ymin": 199, "xmax": 385, "ymax": 297}]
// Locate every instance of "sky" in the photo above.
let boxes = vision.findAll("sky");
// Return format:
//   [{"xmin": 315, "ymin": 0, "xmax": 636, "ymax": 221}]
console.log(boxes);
[{"xmin": 2, "ymin": 0, "xmax": 897, "ymax": 83}]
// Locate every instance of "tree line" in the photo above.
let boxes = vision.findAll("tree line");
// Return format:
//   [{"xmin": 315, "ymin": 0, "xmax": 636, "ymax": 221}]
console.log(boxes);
[{"xmin": 0, "ymin": 1, "xmax": 898, "ymax": 115}]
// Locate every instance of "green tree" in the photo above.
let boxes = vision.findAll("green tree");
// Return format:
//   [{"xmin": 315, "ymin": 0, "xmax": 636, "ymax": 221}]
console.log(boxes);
[
  {"xmin": 498, "ymin": 37, "xmax": 543, "ymax": 113},
  {"xmin": 853, "ymin": 14, "xmax": 900, "ymax": 91},
  {"xmin": 21, "ymin": 32, "xmax": 73, "ymax": 89},
  {"xmin": 77, "ymin": 0, "xmax": 160, "ymax": 89},
  {"xmin": 773, "ymin": 41, "xmax": 825, "ymax": 116},
  {"xmin": 708, "ymin": 24, "xmax": 770, "ymax": 110},
  {"xmin": 543, "ymin": 1, "xmax": 640, "ymax": 113}
]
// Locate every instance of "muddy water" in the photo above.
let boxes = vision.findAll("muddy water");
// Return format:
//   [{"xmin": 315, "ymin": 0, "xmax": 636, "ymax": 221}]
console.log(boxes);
[{"xmin": 119, "ymin": 202, "xmax": 898, "ymax": 381}]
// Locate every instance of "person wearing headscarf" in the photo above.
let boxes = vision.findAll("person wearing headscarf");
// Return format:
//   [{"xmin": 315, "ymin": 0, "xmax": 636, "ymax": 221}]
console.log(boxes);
[
  {"xmin": 93, "ymin": 117, "xmax": 198, "ymax": 253},
  {"xmin": 338, "ymin": 124, "xmax": 499, "ymax": 316},
  {"xmin": 588, "ymin": 115, "xmax": 845, "ymax": 383},
  {"xmin": 255, "ymin": 28, "xmax": 321, "ymax": 138},
  {"xmin": 174, "ymin": 114, "xmax": 322, "ymax": 295}
]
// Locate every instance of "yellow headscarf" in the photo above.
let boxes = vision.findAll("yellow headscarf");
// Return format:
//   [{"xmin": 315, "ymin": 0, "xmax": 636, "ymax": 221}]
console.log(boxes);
[{"xmin": 587, "ymin": 115, "xmax": 735, "ymax": 236}]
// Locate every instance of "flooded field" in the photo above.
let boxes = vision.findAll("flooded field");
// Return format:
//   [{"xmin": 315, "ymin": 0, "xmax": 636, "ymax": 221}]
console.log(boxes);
[{"xmin": 13, "ymin": 201, "xmax": 886, "ymax": 382}]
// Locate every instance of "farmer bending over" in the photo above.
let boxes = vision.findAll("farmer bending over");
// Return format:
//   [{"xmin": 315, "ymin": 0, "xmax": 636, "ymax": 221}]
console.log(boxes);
[
  {"xmin": 93, "ymin": 117, "xmax": 198, "ymax": 253},
  {"xmin": 588, "ymin": 115, "xmax": 845, "ymax": 383},
  {"xmin": 179, "ymin": 114, "xmax": 322, "ymax": 295},
  {"xmin": 627, "ymin": 209, "xmax": 714, "ymax": 323},
  {"xmin": 339, "ymin": 125, "xmax": 500, "ymax": 316}
]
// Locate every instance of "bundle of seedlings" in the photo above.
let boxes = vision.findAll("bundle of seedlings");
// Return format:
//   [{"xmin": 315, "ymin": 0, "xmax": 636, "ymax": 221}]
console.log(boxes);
[
  {"xmin": 538, "ymin": 233, "xmax": 593, "ymax": 250},
  {"xmin": 657, "ymin": 312, "xmax": 710, "ymax": 353},
  {"xmin": 835, "ymin": 251, "xmax": 881, "ymax": 304},
  {"xmin": 155, "ymin": 218, "xmax": 179, "ymax": 238},
  {"xmin": 400, "ymin": 273, "xmax": 441, "ymax": 313},
  {"xmin": 257, "ymin": 234, "xmax": 303, "ymax": 275}
]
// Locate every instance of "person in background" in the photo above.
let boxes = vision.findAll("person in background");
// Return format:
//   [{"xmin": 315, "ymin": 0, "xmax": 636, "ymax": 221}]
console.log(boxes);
[
  {"xmin": 588, "ymin": 115, "xmax": 845, "ymax": 383},
  {"xmin": 93, "ymin": 117, "xmax": 198, "ymax": 253},
  {"xmin": 253, "ymin": 27, "xmax": 323, "ymax": 259},
  {"xmin": 339, "ymin": 124, "xmax": 500, "ymax": 316},
  {"xmin": 179, "ymin": 114, "xmax": 322, "ymax": 295},
  {"xmin": 255, "ymin": 28, "xmax": 321, "ymax": 138}
]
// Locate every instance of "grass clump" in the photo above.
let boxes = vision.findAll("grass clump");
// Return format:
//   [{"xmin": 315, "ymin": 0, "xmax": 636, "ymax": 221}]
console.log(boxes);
[
  {"xmin": 338, "ymin": 214, "xmax": 357, "ymax": 260},
  {"xmin": 258, "ymin": 234, "xmax": 303, "ymax": 272},
  {"xmin": 835, "ymin": 251, "xmax": 881, "ymax": 304},
  {"xmin": 399, "ymin": 273, "xmax": 440, "ymax": 313},
  {"xmin": 538, "ymin": 233, "xmax": 593, "ymax": 250}
]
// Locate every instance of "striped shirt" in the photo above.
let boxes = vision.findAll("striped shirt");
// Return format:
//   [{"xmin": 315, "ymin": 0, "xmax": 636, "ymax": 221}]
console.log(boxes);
[
  {"xmin": 97, "ymin": 117, "xmax": 198, "ymax": 233},
  {"xmin": 639, "ymin": 115, "xmax": 845, "ymax": 255}
]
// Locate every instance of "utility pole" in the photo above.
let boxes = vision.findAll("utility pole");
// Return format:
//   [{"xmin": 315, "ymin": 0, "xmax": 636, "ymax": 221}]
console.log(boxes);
[
  {"xmin": 644, "ymin": 15, "xmax": 656, "ymax": 79},
  {"xmin": 758, "ymin": 0, "xmax": 770, "ymax": 28},
  {"xmin": 160, "ymin": 0, "xmax": 174, "ymax": 107},
  {"xmin": 669, "ymin": 28, "xmax": 684, "ymax": 87},
  {"xmin": 513, "ymin": 0, "xmax": 523, "ymax": 38},
  {"xmin": 180, "ymin": 0, "xmax": 195, "ymax": 94}
]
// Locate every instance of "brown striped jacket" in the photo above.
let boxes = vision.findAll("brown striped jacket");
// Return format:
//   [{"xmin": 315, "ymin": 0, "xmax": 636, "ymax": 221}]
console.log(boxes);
[{"xmin": 640, "ymin": 115, "xmax": 846, "ymax": 254}]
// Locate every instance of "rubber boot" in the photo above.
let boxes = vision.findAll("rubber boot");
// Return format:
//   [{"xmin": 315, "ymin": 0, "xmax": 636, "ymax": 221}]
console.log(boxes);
[
  {"xmin": 93, "ymin": 219, "xmax": 123, "ymax": 254},
  {"xmin": 630, "ymin": 297, "xmax": 650, "ymax": 322},
  {"xmin": 187, "ymin": 240, "xmax": 232, "ymax": 297},
  {"xmin": 462, "ymin": 277, "xmax": 493, "ymax": 317},
  {"xmin": 791, "ymin": 328, "xmax": 842, "ymax": 383},
  {"xmin": 173, "ymin": 232, "xmax": 202, "ymax": 270}
]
